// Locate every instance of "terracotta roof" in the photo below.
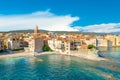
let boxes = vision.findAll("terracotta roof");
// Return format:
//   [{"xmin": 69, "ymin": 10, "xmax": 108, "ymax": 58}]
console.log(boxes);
[{"xmin": 81, "ymin": 45, "xmax": 87, "ymax": 49}]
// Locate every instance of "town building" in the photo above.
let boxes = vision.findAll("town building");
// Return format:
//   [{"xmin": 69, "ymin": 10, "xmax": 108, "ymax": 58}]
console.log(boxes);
[
  {"xmin": 62, "ymin": 41, "xmax": 70, "ymax": 54},
  {"xmin": 0, "ymin": 40, "xmax": 4, "ymax": 51},
  {"xmin": 97, "ymin": 38, "xmax": 110, "ymax": 47},
  {"xmin": 115, "ymin": 36, "xmax": 120, "ymax": 46},
  {"xmin": 29, "ymin": 38, "xmax": 44, "ymax": 52},
  {"xmin": 29, "ymin": 26, "xmax": 44, "ymax": 53},
  {"xmin": 48, "ymin": 39, "xmax": 62, "ymax": 52},
  {"xmin": 8, "ymin": 37, "xmax": 20, "ymax": 50},
  {"xmin": 105, "ymin": 35, "xmax": 116, "ymax": 47}
]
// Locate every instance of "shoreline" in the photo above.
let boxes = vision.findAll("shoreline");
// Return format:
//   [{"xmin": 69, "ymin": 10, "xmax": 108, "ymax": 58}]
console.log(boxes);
[
  {"xmin": 67, "ymin": 53, "xmax": 107, "ymax": 61},
  {"xmin": 0, "ymin": 52, "xmax": 34, "ymax": 59},
  {"xmin": 35, "ymin": 52, "xmax": 107, "ymax": 61},
  {"xmin": 0, "ymin": 51, "xmax": 107, "ymax": 61}
]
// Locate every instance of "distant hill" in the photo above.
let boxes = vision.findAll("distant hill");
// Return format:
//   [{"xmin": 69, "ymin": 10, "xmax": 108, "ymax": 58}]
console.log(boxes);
[
  {"xmin": 7, "ymin": 30, "xmax": 107, "ymax": 35},
  {"xmin": 8, "ymin": 29, "xmax": 48, "ymax": 33},
  {"xmin": 8, "ymin": 30, "xmax": 82, "ymax": 34},
  {"xmin": 0, "ymin": 29, "xmax": 120, "ymax": 35},
  {"xmin": 109, "ymin": 32, "xmax": 120, "ymax": 35}
]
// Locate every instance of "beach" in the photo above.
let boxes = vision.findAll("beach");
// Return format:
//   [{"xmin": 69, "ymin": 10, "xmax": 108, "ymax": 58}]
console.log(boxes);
[
  {"xmin": 0, "ymin": 52, "xmax": 34, "ymax": 59},
  {"xmin": 0, "ymin": 51, "xmax": 107, "ymax": 61},
  {"xmin": 67, "ymin": 53, "xmax": 107, "ymax": 61}
]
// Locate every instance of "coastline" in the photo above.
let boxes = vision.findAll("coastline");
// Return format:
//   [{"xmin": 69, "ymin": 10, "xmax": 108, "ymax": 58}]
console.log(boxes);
[
  {"xmin": 67, "ymin": 53, "xmax": 107, "ymax": 61},
  {"xmin": 0, "ymin": 51, "xmax": 107, "ymax": 61},
  {"xmin": 0, "ymin": 52, "xmax": 34, "ymax": 59},
  {"xmin": 35, "ymin": 51, "xmax": 107, "ymax": 61}
]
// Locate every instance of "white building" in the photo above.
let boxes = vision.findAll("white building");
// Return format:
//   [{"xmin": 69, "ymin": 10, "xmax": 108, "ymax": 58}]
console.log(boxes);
[
  {"xmin": 48, "ymin": 39, "xmax": 71, "ymax": 54},
  {"xmin": 48, "ymin": 39, "xmax": 62, "ymax": 51},
  {"xmin": 97, "ymin": 39, "xmax": 110, "ymax": 47},
  {"xmin": 63, "ymin": 41, "xmax": 70, "ymax": 54},
  {"xmin": 85, "ymin": 38, "xmax": 98, "ymax": 46}
]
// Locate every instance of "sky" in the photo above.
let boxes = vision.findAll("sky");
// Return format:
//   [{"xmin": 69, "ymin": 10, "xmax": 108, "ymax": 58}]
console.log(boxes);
[{"xmin": 0, "ymin": 0, "xmax": 120, "ymax": 33}]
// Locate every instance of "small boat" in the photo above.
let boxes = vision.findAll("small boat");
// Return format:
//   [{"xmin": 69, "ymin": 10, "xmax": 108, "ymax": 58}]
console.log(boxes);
[{"xmin": 97, "ymin": 51, "xmax": 104, "ymax": 57}]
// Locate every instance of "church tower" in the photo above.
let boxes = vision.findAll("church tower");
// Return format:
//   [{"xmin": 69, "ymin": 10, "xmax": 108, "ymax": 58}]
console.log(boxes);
[
  {"xmin": 34, "ymin": 25, "xmax": 39, "ymax": 37},
  {"xmin": 29, "ymin": 25, "xmax": 44, "ymax": 53}
]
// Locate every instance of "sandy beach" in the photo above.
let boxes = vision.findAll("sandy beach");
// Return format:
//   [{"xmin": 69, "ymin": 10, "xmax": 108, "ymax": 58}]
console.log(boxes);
[
  {"xmin": 37, "ymin": 51, "xmax": 107, "ymax": 61},
  {"xmin": 0, "ymin": 52, "xmax": 34, "ymax": 59},
  {"xmin": 0, "ymin": 51, "xmax": 107, "ymax": 61},
  {"xmin": 67, "ymin": 53, "xmax": 107, "ymax": 61},
  {"xmin": 0, "ymin": 51, "xmax": 58, "ymax": 59}
]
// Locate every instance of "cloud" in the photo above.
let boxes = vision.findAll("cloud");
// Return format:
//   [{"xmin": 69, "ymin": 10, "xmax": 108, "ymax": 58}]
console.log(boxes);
[
  {"xmin": 0, "ymin": 10, "xmax": 79, "ymax": 31},
  {"xmin": 1, "ymin": 10, "xmax": 120, "ymax": 33},
  {"xmin": 75, "ymin": 23, "xmax": 120, "ymax": 33}
]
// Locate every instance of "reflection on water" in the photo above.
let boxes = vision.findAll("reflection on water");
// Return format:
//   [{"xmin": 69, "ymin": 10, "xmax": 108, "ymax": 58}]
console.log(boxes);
[
  {"xmin": 98, "ymin": 47, "xmax": 120, "ymax": 60},
  {"xmin": 0, "ymin": 48, "xmax": 120, "ymax": 80}
]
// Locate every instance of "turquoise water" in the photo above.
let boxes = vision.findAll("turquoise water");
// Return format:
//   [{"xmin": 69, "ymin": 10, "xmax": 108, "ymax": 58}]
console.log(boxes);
[{"xmin": 0, "ymin": 48, "xmax": 120, "ymax": 80}]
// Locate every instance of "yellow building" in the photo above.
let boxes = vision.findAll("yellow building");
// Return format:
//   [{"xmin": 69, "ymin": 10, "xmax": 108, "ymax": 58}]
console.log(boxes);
[
  {"xmin": 105, "ymin": 35, "xmax": 116, "ymax": 47},
  {"xmin": 115, "ymin": 36, "xmax": 120, "ymax": 46}
]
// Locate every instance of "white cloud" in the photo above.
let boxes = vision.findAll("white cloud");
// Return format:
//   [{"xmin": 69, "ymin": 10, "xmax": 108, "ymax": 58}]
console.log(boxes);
[
  {"xmin": 0, "ymin": 10, "xmax": 79, "ymax": 31},
  {"xmin": 75, "ymin": 23, "xmax": 120, "ymax": 33},
  {"xmin": 1, "ymin": 10, "xmax": 120, "ymax": 33}
]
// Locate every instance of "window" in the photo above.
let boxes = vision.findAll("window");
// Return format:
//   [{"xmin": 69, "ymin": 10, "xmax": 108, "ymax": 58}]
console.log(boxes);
[
  {"xmin": 67, "ymin": 52, "xmax": 69, "ymax": 54},
  {"xmin": 66, "ymin": 48, "xmax": 68, "ymax": 50},
  {"xmin": 13, "ymin": 38, "xmax": 15, "ymax": 41},
  {"xmin": 66, "ymin": 45, "xmax": 68, "ymax": 47}
]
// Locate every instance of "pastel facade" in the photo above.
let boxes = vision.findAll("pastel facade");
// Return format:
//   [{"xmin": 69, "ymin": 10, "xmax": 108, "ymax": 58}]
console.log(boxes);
[
  {"xmin": 48, "ymin": 39, "xmax": 62, "ymax": 51},
  {"xmin": 84, "ymin": 37, "xmax": 113, "ymax": 47},
  {"xmin": 70, "ymin": 41, "xmax": 82, "ymax": 50},
  {"xmin": 48, "ymin": 39, "xmax": 71, "ymax": 54},
  {"xmin": 115, "ymin": 36, "xmax": 120, "ymax": 46},
  {"xmin": 105, "ymin": 35, "xmax": 116, "ymax": 47},
  {"xmin": 29, "ymin": 26, "xmax": 44, "ymax": 53},
  {"xmin": 0, "ymin": 40, "xmax": 4, "ymax": 51},
  {"xmin": 29, "ymin": 38, "xmax": 44, "ymax": 53},
  {"xmin": 97, "ymin": 39, "xmax": 110, "ymax": 47},
  {"xmin": 63, "ymin": 41, "xmax": 70, "ymax": 54},
  {"xmin": 8, "ymin": 38, "xmax": 20, "ymax": 50},
  {"xmin": 2, "ymin": 28, "xmax": 120, "ymax": 53},
  {"xmin": 85, "ymin": 38, "xmax": 97, "ymax": 46}
]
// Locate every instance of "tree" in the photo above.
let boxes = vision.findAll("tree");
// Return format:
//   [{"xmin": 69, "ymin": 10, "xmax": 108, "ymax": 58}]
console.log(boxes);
[
  {"xmin": 43, "ymin": 45, "xmax": 53, "ymax": 52},
  {"xmin": 87, "ymin": 44, "xmax": 96, "ymax": 49}
]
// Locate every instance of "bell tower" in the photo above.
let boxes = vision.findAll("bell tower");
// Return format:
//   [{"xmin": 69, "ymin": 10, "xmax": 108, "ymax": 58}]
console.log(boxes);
[{"xmin": 34, "ymin": 25, "xmax": 39, "ymax": 37}]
